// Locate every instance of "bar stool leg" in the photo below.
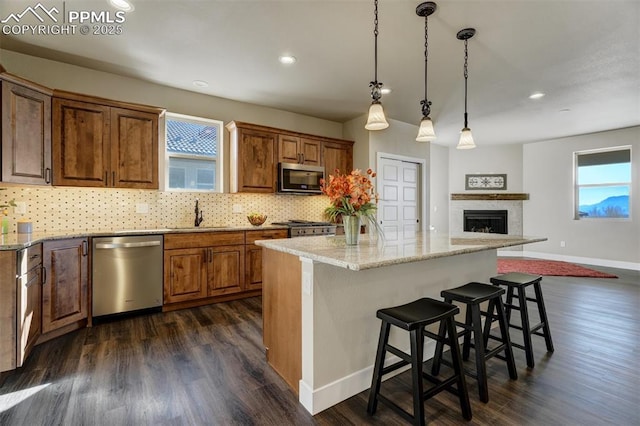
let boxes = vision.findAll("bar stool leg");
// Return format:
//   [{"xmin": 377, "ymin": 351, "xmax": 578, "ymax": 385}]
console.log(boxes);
[
  {"xmin": 533, "ymin": 281, "xmax": 554, "ymax": 353},
  {"xmin": 517, "ymin": 286, "xmax": 535, "ymax": 368},
  {"xmin": 470, "ymin": 304, "xmax": 489, "ymax": 403},
  {"xmin": 410, "ymin": 328, "xmax": 426, "ymax": 426},
  {"xmin": 462, "ymin": 303, "xmax": 473, "ymax": 361},
  {"xmin": 430, "ymin": 318, "xmax": 447, "ymax": 376},
  {"xmin": 504, "ymin": 286, "xmax": 515, "ymax": 322},
  {"xmin": 367, "ymin": 321, "xmax": 390, "ymax": 415},
  {"xmin": 495, "ymin": 296, "xmax": 518, "ymax": 380},
  {"xmin": 482, "ymin": 299, "xmax": 496, "ymax": 349},
  {"xmin": 446, "ymin": 317, "xmax": 472, "ymax": 421}
]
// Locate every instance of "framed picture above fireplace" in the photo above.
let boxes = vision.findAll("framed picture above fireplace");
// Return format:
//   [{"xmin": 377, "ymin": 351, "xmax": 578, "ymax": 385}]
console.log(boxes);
[{"xmin": 465, "ymin": 174, "xmax": 507, "ymax": 190}]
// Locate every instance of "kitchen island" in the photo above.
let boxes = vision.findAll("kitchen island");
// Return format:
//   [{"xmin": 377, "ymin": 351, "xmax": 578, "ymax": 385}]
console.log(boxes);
[{"xmin": 256, "ymin": 232, "xmax": 546, "ymax": 415}]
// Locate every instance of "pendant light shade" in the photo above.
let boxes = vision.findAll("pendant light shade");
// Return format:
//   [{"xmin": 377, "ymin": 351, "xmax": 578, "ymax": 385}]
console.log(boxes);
[
  {"xmin": 457, "ymin": 128, "xmax": 475, "ymax": 149},
  {"xmin": 415, "ymin": 2, "xmax": 437, "ymax": 142},
  {"xmin": 365, "ymin": 0, "xmax": 389, "ymax": 131},
  {"xmin": 366, "ymin": 103, "xmax": 389, "ymax": 130},
  {"xmin": 456, "ymin": 28, "xmax": 476, "ymax": 150},
  {"xmin": 416, "ymin": 117, "xmax": 436, "ymax": 141}
]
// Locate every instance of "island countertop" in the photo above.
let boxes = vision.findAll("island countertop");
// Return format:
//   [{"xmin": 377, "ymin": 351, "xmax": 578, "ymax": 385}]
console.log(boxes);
[{"xmin": 256, "ymin": 232, "xmax": 546, "ymax": 271}]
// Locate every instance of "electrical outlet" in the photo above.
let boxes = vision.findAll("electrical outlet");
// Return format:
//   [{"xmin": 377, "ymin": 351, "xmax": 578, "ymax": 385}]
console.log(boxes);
[
  {"xmin": 232, "ymin": 204, "xmax": 243, "ymax": 214},
  {"xmin": 136, "ymin": 203, "xmax": 149, "ymax": 214},
  {"xmin": 14, "ymin": 202, "xmax": 26, "ymax": 215},
  {"xmin": 560, "ymin": 240, "xmax": 566, "ymax": 247}
]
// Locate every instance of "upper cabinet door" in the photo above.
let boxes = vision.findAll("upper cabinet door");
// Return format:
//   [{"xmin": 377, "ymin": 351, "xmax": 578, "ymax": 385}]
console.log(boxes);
[
  {"xmin": 1, "ymin": 80, "xmax": 52, "ymax": 185},
  {"xmin": 110, "ymin": 107, "xmax": 158, "ymax": 189},
  {"xmin": 300, "ymin": 138, "xmax": 321, "ymax": 166},
  {"xmin": 52, "ymin": 97, "xmax": 110, "ymax": 187},
  {"xmin": 235, "ymin": 128, "xmax": 277, "ymax": 193},
  {"xmin": 322, "ymin": 141, "xmax": 354, "ymax": 177},
  {"xmin": 277, "ymin": 134, "xmax": 301, "ymax": 164}
]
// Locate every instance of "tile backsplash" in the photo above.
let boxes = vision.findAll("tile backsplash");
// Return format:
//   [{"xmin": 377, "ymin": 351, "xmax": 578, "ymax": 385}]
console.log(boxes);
[{"xmin": 0, "ymin": 186, "xmax": 328, "ymax": 232}]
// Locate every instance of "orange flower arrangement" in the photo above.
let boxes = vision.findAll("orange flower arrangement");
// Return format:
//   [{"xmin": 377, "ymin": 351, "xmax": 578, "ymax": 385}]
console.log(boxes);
[{"xmin": 320, "ymin": 168, "xmax": 381, "ymax": 229}]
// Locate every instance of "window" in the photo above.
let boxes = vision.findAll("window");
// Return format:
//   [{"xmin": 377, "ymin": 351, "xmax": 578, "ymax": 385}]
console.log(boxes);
[
  {"xmin": 575, "ymin": 147, "xmax": 631, "ymax": 219},
  {"xmin": 165, "ymin": 112, "xmax": 223, "ymax": 192}
]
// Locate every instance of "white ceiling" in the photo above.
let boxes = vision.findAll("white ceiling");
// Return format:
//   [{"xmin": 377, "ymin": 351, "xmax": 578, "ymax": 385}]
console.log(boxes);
[{"xmin": 1, "ymin": 0, "xmax": 639, "ymax": 147}]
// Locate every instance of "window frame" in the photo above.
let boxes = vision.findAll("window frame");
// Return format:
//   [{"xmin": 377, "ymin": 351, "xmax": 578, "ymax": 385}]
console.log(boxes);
[
  {"xmin": 573, "ymin": 146, "xmax": 631, "ymax": 220},
  {"xmin": 162, "ymin": 112, "xmax": 224, "ymax": 193}
]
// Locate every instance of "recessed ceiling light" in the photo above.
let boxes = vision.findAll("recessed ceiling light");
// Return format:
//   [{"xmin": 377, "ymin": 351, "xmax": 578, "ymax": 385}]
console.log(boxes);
[
  {"xmin": 279, "ymin": 55, "xmax": 297, "ymax": 65},
  {"xmin": 381, "ymin": 88, "xmax": 392, "ymax": 95},
  {"xmin": 192, "ymin": 80, "xmax": 209, "ymax": 88},
  {"xmin": 529, "ymin": 92, "xmax": 545, "ymax": 100},
  {"xmin": 559, "ymin": 108, "xmax": 571, "ymax": 112},
  {"xmin": 109, "ymin": 0, "xmax": 134, "ymax": 12}
]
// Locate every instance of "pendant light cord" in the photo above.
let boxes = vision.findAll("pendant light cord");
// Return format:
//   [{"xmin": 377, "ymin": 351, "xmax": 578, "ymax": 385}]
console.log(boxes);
[
  {"xmin": 463, "ymin": 38, "xmax": 469, "ymax": 128},
  {"xmin": 374, "ymin": 0, "xmax": 379, "ymax": 83},
  {"xmin": 421, "ymin": 14, "xmax": 431, "ymax": 117},
  {"xmin": 369, "ymin": 0, "xmax": 382, "ymax": 103},
  {"xmin": 424, "ymin": 16, "xmax": 428, "ymax": 104}
]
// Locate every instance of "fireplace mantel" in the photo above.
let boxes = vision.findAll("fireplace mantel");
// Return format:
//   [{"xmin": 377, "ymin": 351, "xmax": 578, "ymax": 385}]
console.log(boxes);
[{"xmin": 451, "ymin": 193, "xmax": 529, "ymax": 201}]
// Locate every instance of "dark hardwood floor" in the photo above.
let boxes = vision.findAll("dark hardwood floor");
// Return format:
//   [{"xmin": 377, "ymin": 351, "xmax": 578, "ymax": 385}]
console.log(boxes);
[{"xmin": 1, "ymin": 265, "xmax": 638, "ymax": 425}]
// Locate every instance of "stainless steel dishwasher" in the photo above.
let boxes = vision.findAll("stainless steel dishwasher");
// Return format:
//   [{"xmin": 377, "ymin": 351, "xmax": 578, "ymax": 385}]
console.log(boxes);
[{"xmin": 92, "ymin": 235, "xmax": 163, "ymax": 317}]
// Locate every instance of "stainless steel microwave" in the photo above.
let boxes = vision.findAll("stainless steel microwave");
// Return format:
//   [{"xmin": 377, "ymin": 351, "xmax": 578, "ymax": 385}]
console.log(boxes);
[{"xmin": 278, "ymin": 162, "xmax": 324, "ymax": 194}]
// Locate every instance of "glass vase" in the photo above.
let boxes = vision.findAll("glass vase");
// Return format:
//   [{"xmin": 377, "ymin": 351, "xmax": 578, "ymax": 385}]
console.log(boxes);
[{"xmin": 343, "ymin": 215, "xmax": 360, "ymax": 245}]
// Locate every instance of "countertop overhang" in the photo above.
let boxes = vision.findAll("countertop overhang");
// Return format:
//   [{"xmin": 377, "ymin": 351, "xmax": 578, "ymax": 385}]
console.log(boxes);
[
  {"xmin": 0, "ymin": 225, "xmax": 289, "ymax": 250},
  {"xmin": 256, "ymin": 233, "xmax": 547, "ymax": 271}
]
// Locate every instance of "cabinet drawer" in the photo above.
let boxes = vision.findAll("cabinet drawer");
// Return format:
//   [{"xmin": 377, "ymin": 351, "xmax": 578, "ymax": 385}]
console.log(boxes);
[
  {"xmin": 164, "ymin": 232, "xmax": 245, "ymax": 250},
  {"xmin": 17, "ymin": 244, "xmax": 43, "ymax": 274},
  {"xmin": 245, "ymin": 229, "xmax": 289, "ymax": 245}
]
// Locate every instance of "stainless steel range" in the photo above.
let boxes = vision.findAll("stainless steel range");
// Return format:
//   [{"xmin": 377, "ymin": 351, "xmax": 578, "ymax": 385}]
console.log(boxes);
[{"xmin": 271, "ymin": 220, "xmax": 337, "ymax": 238}]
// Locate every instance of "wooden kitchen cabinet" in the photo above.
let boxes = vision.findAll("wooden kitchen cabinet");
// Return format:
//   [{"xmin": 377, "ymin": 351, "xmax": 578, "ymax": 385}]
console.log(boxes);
[
  {"xmin": 0, "ymin": 250, "xmax": 17, "ymax": 373},
  {"xmin": 227, "ymin": 122, "xmax": 277, "ymax": 193},
  {"xmin": 1, "ymin": 74, "xmax": 53, "ymax": 185},
  {"xmin": 163, "ymin": 232, "xmax": 247, "ymax": 309},
  {"xmin": 245, "ymin": 229, "xmax": 288, "ymax": 290},
  {"xmin": 52, "ymin": 90, "xmax": 162, "ymax": 189},
  {"xmin": 322, "ymin": 140, "xmax": 353, "ymax": 177},
  {"xmin": 163, "ymin": 247, "xmax": 208, "ymax": 303},
  {"xmin": 227, "ymin": 121, "xmax": 354, "ymax": 193},
  {"xmin": 278, "ymin": 135, "xmax": 320, "ymax": 166},
  {"xmin": 42, "ymin": 238, "xmax": 89, "ymax": 334},
  {"xmin": 16, "ymin": 244, "xmax": 42, "ymax": 366}
]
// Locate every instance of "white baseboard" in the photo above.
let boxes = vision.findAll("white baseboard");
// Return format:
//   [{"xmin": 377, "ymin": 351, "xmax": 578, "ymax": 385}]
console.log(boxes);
[
  {"xmin": 299, "ymin": 341, "xmax": 436, "ymax": 415},
  {"xmin": 496, "ymin": 250, "xmax": 640, "ymax": 271}
]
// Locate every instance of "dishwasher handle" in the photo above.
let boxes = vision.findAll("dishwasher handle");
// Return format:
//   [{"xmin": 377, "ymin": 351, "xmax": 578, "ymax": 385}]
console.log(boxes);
[{"xmin": 95, "ymin": 241, "xmax": 161, "ymax": 249}]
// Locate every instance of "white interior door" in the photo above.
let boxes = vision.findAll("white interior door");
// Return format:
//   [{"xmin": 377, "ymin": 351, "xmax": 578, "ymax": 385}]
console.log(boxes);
[{"xmin": 378, "ymin": 157, "xmax": 421, "ymax": 241}]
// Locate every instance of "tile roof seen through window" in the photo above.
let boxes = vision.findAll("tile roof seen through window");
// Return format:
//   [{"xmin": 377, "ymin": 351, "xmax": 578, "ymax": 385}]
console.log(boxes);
[{"xmin": 166, "ymin": 120, "xmax": 217, "ymax": 156}]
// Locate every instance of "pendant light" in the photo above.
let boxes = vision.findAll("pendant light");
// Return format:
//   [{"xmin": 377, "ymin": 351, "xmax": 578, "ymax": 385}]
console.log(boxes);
[
  {"xmin": 456, "ymin": 28, "xmax": 476, "ymax": 149},
  {"xmin": 365, "ymin": 0, "xmax": 389, "ymax": 131},
  {"xmin": 415, "ymin": 2, "xmax": 437, "ymax": 142}
]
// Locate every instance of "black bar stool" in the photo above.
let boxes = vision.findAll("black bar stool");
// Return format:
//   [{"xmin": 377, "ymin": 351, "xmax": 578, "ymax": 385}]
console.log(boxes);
[
  {"xmin": 431, "ymin": 282, "xmax": 517, "ymax": 403},
  {"xmin": 490, "ymin": 272, "xmax": 554, "ymax": 368},
  {"xmin": 367, "ymin": 298, "xmax": 472, "ymax": 426}
]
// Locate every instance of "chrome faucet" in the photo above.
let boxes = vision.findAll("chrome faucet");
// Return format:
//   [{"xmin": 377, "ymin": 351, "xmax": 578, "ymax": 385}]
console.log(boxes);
[{"xmin": 194, "ymin": 199, "xmax": 204, "ymax": 227}]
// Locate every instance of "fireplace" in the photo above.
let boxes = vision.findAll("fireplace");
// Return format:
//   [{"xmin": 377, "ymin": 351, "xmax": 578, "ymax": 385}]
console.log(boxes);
[{"xmin": 463, "ymin": 210, "xmax": 508, "ymax": 234}]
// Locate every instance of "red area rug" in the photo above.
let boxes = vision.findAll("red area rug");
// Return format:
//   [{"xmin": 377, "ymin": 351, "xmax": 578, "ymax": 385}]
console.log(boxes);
[{"xmin": 497, "ymin": 259, "xmax": 618, "ymax": 278}]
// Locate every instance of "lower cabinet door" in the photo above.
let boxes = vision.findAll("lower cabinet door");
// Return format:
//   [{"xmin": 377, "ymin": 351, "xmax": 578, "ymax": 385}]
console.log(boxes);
[
  {"xmin": 42, "ymin": 238, "xmax": 88, "ymax": 333},
  {"xmin": 208, "ymin": 245, "xmax": 245, "ymax": 297},
  {"xmin": 245, "ymin": 244, "xmax": 264, "ymax": 291},
  {"xmin": 163, "ymin": 248, "xmax": 208, "ymax": 304}
]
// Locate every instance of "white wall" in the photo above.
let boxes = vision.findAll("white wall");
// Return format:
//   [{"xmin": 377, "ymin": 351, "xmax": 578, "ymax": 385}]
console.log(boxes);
[
  {"xmin": 0, "ymin": 50, "xmax": 343, "ymax": 140},
  {"xmin": 522, "ymin": 126, "xmax": 640, "ymax": 266},
  {"xmin": 429, "ymin": 144, "xmax": 449, "ymax": 233},
  {"xmin": 449, "ymin": 144, "xmax": 524, "ymax": 192}
]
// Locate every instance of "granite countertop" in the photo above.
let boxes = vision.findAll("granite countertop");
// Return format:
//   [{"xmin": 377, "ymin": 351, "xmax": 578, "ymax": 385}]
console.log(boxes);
[
  {"xmin": 0, "ymin": 225, "xmax": 289, "ymax": 250},
  {"xmin": 255, "ymin": 232, "xmax": 547, "ymax": 271}
]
